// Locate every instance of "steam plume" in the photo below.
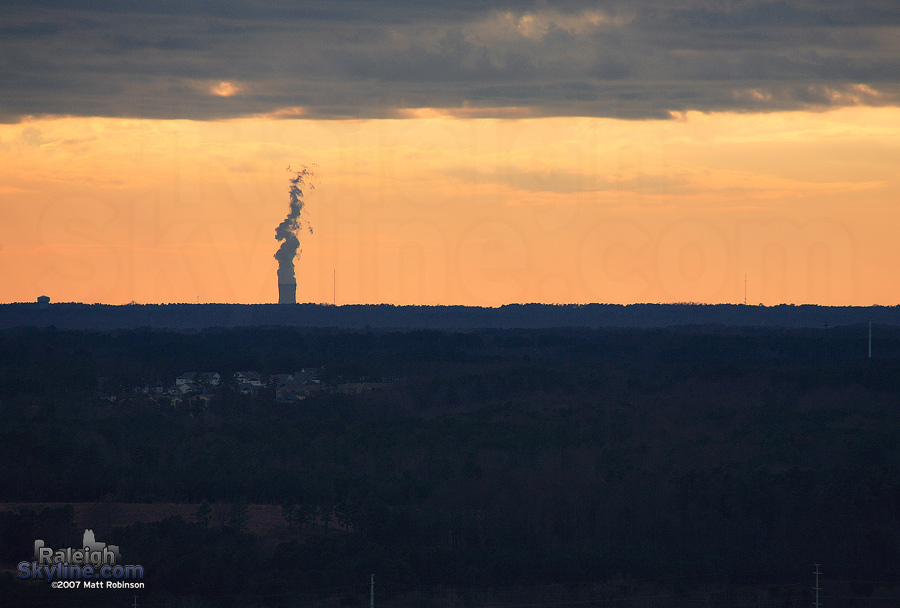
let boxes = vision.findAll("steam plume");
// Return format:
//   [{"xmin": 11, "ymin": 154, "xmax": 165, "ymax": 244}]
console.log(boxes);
[{"xmin": 275, "ymin": 166, "xmax": 314, "ymax": 302}]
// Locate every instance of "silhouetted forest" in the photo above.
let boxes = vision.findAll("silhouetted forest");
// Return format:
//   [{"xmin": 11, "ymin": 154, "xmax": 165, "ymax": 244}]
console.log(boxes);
[
  {"xmin": 3, "ymin": 301, "xmax": 900, "ymax": 330},
  {"xmin": 2, "ymin": 324, "xmax": 900, "ymax": 607}
]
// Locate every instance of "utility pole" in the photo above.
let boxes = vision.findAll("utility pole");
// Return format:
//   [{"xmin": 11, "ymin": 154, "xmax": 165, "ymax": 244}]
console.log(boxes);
[
  {"xmin": 370, "ymin": 574, "xmax": 375, "ymax": 608},
  {"xmin": 813, "ymin": 564, "xmax": 821, "ymax": 608}
]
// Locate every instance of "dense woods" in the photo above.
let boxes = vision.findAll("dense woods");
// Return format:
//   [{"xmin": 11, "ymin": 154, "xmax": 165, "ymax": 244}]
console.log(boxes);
[
  {"xmin": 2, "ymin": 323, "xmax": 900, "ymax": 606},
  {"xmin": 4, "ymin": 301, "xmax": 900, "ymax": 330}
]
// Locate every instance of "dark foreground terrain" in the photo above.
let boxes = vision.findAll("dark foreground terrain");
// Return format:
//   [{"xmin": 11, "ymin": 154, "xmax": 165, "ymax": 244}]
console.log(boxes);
[{"xmin": 1, "ymin": 321, "xmax": 900, "ymax": 607}]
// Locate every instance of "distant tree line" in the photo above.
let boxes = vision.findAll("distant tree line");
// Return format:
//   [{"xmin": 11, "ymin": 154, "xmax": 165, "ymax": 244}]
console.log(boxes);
[{"xmin": 3, "ymin": 301, "xmax": 900, "ymax": 330}]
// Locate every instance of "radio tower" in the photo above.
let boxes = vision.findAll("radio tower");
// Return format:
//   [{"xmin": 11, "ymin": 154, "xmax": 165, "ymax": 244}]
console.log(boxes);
[{"xmin": 813, "ymin": 564, "xmax": 821, "ymax": 608}]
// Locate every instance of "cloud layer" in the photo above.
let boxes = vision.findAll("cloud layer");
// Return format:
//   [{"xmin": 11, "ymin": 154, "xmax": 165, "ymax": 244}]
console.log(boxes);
[{"xmin": 3, "ymin": 0, "xmax": 900, "ymax": 121}]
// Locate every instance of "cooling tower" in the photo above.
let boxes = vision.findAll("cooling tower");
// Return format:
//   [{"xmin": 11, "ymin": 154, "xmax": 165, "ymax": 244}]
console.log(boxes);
[{"xmin": 278, "ymin": 283, "xmax": 296, "ymax": 304}]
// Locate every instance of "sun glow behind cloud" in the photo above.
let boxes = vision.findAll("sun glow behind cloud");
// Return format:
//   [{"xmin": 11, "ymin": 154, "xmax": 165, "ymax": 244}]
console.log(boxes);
[
  {"xmin": 211, "ymin": 81, "xmax": 241, "ymax": 97},
  {"xmin": 1, "ymin": 107, "xmax": 899, "ymax": 306}
]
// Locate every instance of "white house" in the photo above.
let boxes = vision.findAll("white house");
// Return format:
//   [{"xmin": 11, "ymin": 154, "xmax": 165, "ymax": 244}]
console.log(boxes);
[
  {"xmin": 198, "ymin": 372, "xmax": 221, "ymax": 386},
  {"xmin": 234, "ymin": 371, "xmax": 264, "ymax": 387}
]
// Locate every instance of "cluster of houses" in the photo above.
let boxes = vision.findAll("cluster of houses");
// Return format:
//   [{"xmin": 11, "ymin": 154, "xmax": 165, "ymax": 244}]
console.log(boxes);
[{"xmin": 119, "ymin": 368, "xmax": 392, "ymax": 407}]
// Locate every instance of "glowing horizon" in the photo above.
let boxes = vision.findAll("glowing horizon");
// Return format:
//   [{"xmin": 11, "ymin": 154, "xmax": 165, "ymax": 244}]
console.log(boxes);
[{"xmin": 1, "ymin": 106, "xmax": 898, "ymax": 307}]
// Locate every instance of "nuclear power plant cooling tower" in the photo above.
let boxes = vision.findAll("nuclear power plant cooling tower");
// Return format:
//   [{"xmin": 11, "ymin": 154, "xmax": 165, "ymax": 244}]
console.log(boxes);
[{"xmin": 278, "ymin": 283, "xmax": 296, "ymax": 304}]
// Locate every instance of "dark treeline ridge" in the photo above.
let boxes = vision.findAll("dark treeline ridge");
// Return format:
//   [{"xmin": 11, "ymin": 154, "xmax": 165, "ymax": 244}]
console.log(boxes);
[
  {"xmin": 2, "ymin": 325, "xmax": 900, "ymax": 607},
  {"xmin": 4, "ymin": 301, "xmax": 900, "ymax": 330}
]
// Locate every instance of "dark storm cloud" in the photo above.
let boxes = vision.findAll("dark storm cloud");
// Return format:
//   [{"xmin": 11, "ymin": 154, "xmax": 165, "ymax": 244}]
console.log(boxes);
[{"xmin": 2, "ymin": 0, "xmax": 899, "ymax": 122}]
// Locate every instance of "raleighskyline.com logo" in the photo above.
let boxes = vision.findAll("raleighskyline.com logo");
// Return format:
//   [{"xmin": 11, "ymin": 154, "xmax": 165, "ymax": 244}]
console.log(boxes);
[{"xmin": 18, "ymin": 529, "xmax": 144, "ymax": 589}]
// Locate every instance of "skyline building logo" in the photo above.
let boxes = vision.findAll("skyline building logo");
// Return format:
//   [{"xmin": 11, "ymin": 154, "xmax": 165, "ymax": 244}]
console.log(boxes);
[
  {"xmin": 19, "ymin": 529, "xmax": 144, "ymax": 589},
  {"xmin": 34, "ymin": 529, "xmax": 121, "ymax": 566}
]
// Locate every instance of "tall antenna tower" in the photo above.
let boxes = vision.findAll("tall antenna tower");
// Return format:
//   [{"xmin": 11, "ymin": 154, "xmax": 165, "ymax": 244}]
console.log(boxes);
[{"xmin": 813, "ymin": 564, "xmax": 821, "ymax": 608}]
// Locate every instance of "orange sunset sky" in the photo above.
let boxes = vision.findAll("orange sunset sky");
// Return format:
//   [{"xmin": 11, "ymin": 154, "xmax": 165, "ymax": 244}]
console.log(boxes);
[{"xmin": 2, "ymin": 2, "xmax": 899, "ymax": 306}]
